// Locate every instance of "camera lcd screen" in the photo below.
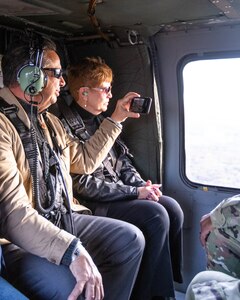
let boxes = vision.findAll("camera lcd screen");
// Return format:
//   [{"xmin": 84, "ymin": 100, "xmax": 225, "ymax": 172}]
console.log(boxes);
[{"xmin": 129, "ymin": 97, "xmax": 152, "ymax": 114}]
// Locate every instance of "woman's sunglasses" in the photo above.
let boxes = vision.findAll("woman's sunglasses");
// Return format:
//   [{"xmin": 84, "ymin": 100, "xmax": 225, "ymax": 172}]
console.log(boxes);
[{"xmin": 90, "ymin": 86, "xmax": 112, "ymax": 94}]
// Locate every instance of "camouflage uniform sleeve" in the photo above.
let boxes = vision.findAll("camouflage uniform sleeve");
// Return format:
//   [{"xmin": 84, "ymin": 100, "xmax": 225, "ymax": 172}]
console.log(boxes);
[{"xmin": 210, "ymin": 194, "xmax": 240, "ymax": 228}]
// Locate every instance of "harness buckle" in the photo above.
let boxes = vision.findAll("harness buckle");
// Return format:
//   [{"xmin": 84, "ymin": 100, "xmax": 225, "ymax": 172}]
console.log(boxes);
[{"xmin": 0, "ymin": 104, "xmax": 19, "ymax": 116}]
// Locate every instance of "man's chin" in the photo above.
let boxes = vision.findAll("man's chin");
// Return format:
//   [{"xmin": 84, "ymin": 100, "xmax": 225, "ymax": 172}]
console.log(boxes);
[
  {"xmin": 51, "ymin": 96, "xmax": 58, "ymax": 105},
  {"xmin": 102, "ymin": 106, "xmax": 108, "ymax": 112}
]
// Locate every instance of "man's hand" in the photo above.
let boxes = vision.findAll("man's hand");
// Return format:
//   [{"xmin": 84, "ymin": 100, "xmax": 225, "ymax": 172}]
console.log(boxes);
[
  {"xmin": 111, "ymin": 92, "xmax": 141, "ymax": 123},
  {"xmin": 199, "ymin": 213, "xmax": 213, "ymax": 247},
  {"xmin": 68, "ymin": 247, "xmax": 104, "ymax": 300}
]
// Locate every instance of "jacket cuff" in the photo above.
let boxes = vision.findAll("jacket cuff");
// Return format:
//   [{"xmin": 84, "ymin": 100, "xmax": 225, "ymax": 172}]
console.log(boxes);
[
  {"xmin": 61, "ymin": 238, "xmax": 79, "ymax": 266},
  {"xmin": 106, "ymin": 117, "xmax": 123, "ymax": 129}
]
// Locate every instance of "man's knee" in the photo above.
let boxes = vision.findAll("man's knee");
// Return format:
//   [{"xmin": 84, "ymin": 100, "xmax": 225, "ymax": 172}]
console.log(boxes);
[{"xmin": 4, "ymin": 253, "xmax": 76, "ymax": 300}]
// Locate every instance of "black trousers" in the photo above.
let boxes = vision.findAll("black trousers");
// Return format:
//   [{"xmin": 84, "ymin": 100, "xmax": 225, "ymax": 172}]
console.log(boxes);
[
  {"xmin": 2, "ymin": 213, "xmax": 145, "ymax": 300},
  {"xmin": 86, "ymin": 195, "xmax": 184, "ymax": 300}
]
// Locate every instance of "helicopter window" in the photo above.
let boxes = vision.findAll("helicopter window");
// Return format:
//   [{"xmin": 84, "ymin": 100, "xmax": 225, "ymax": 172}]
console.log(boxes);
[{"xmin": 183, "ymin": 57, "xmax": 240, "ymax": 189}]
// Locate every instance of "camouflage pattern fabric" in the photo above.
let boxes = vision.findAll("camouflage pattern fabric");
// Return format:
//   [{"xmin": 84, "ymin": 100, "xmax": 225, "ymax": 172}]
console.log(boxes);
[
  {"xmin": 206, "ymin": 194, "xmax": 240, "ymax": 278},
  {"xmin": 206, "ymin": 229, "xmax": 240, "ymax": 278},
  {"xmin": 186, "ymin": 271, "xmax": 240, "ymax": 300},
  {"xmin": 186, "ymin": 195, "xmax": 240, "ymax": 299},
  {"xmin": 210, "ymin": 194, "xmax": 240, "ymax": 229}
]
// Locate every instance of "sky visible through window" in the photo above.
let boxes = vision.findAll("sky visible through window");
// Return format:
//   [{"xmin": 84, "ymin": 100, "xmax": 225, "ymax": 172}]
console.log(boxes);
[{"xmin": 183, "ymin": 58, "xmax": 240, "ymax": 189}]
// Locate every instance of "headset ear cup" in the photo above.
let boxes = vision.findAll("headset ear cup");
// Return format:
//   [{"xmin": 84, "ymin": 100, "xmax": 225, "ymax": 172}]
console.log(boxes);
[{"xmin": 17, "ymin": 64, "xmax": 47, "ymax": 96}]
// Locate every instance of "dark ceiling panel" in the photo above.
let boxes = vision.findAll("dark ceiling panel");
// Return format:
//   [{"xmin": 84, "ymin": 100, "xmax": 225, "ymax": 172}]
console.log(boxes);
[{"xmin": 0, "ymin": 0, "xmax": 239, "ymax": 39}]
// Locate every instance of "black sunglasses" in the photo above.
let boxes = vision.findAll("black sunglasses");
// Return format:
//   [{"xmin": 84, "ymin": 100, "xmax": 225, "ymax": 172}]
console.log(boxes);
[{"xmin": 43, "ymin": 68, "xmax": 63, "ymax": 79}]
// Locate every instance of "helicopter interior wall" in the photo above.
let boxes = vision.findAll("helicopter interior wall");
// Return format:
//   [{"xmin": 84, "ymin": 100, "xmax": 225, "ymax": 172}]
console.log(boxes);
[
  {"xmin": 0, "ymin": 29, "xmax": 162, "ymax": 184},
  {"xmin": 63, "ymin": 41, "xmax": 162, "ymax": 183},
  {"xmin": 152, "ymin": 25, "xmax": 240, "ymax": 292}
]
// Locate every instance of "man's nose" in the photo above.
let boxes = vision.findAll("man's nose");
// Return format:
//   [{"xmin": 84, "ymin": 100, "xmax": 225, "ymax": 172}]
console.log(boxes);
[{"xmin": 60, "ymin": 76, "xmax": 66, "ymax": 87}]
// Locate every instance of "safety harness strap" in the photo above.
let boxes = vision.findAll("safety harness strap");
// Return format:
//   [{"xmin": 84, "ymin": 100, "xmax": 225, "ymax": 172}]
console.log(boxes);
[
  {"xmin": 0, "ymin": 98, "xmax": 38, "ymax": 174},
  {"xmin": 0, "ymin": 97, "xmax": 75, "ymax": 234},
  {"xmin": 58, "ymin": 99, "xmax": 122, "ymax": 182},
  {"xmin": 58, "ymin": 99, "xmax": 90, "ymax": 140}
]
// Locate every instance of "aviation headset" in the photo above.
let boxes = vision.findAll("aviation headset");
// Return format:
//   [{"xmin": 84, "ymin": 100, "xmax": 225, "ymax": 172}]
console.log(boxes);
[{"xmin": 17, "ymin": 41, "xmax": 48, "ymax": 96}]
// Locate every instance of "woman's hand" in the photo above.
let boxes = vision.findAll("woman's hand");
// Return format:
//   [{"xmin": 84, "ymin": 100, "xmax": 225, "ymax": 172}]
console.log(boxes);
[
  {"xmin": 137, "ymin": 180, "xmax": 162, "ymax": 201},
  {"xmin": 111, "ymin": 92, "xmax": 141, "ymax": 123}
]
